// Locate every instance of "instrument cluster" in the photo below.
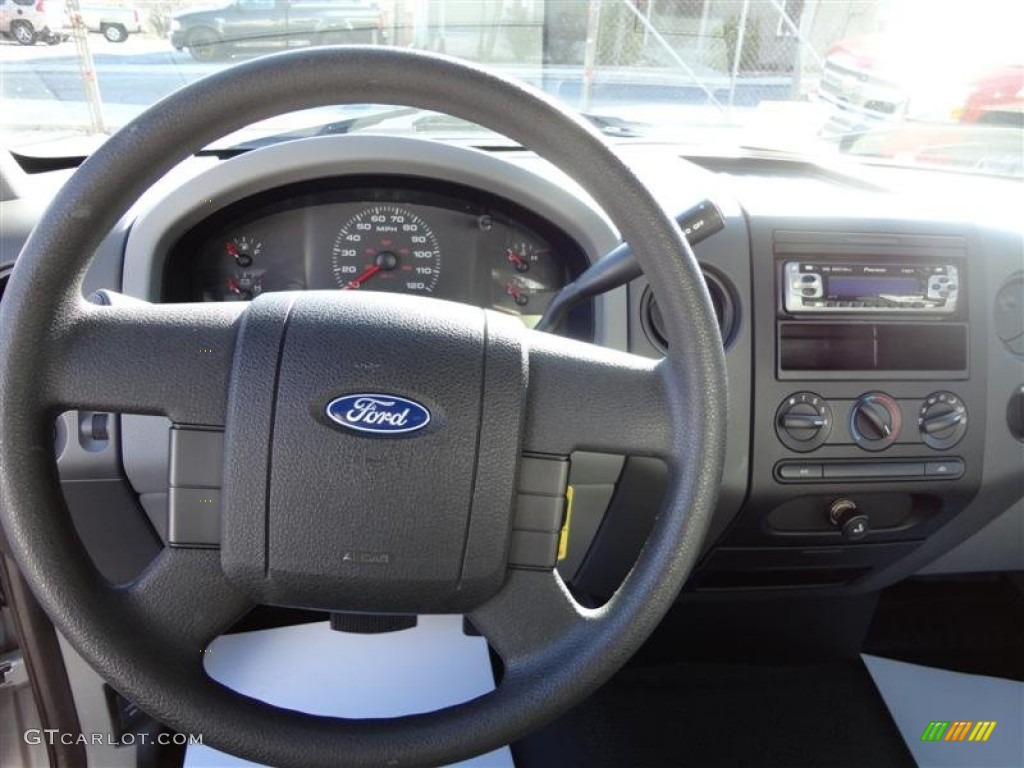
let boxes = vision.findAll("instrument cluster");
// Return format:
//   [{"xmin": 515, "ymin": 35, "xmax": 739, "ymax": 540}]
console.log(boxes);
[{"xmin": 163, "ymin": 176, "xmax": 592, "ymax": 332}]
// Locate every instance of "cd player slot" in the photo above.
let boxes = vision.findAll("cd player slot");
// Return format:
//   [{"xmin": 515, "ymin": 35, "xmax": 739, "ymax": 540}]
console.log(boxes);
[{"xmin": 779, "ymin": 323, "xmax": 967, "ymax": 375}]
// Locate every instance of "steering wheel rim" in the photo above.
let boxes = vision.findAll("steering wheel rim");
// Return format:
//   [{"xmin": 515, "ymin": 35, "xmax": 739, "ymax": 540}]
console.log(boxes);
[{"xmin": 0, "ymin": 47, "xmax": 727, "ymax": 767}]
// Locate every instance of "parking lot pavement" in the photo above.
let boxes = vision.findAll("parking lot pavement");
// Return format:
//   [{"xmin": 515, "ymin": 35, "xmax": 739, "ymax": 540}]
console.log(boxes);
[
  {"xmin": 1, "ymin": 32, "xmax": 219, "ymax": 130},
  {"xmin": 0, "ymin": 31, "xmax": 181, "ymax": 60}
]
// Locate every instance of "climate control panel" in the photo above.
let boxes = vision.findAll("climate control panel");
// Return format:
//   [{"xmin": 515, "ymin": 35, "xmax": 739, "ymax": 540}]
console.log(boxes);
[{"xmin": 775, "ymin": 390, "xmax": 968, "ymax": 457}]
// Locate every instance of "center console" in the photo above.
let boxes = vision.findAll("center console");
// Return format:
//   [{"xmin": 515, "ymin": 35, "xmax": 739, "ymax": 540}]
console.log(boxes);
[{"xmin": 693, "ymin": 227, "xmax": 985, "ymax": 593}]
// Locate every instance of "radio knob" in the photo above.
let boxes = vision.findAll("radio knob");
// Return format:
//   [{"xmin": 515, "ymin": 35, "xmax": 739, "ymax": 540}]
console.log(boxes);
[
  {"xmin": 918, "ymin": 392, "xmax": 968, "ymax": 450},
  {"xmin": 776, "ymin": 392, "xmax": 832, "ymax": 452},
  {"xmin": 849, "ymin": 392, "xmax": 901, "ymax": 451}
]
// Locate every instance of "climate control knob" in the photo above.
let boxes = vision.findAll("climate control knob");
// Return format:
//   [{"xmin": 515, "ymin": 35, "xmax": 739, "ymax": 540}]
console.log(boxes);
[
  {"xmin": 776, "ymin": 392, "xmax": 832, "ymax": 452},
  {"xmin": 918, "ymin": 392, "xmax": 968, "ymax": 449},
  {"xmin": 849, "ymin": 392, "xmax": 901, "ymax": 451}
]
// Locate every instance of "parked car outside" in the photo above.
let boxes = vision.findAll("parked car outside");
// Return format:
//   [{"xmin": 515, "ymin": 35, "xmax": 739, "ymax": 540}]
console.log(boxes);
[
  {"xmin": 169, "ymin": 0, "xmax": 386, "ymax": 62},
  {"xmin": 816, "ymin": 31, "xmax": 1023, "ymax": 147},
  {"xmin": 0, "ymin": 0, "xmax": 65, "ymax": 45},
  {"xmin": 69, "ymin": 3, "xmax": 143, "ymax": 42}
]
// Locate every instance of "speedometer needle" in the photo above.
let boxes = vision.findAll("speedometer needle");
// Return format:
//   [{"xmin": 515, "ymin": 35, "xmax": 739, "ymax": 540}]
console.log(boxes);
[{"xmin": 345, "ymin": 264, "xmax": 381, "ymax": 290}]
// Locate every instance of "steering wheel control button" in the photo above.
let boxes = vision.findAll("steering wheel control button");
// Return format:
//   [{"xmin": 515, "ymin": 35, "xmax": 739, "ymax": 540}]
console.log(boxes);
[
  {"xmin": 169, "ymin": 425, "xmax": 225, "ymax": 487},
  {"xmin": 516, "ymin": 455, "xmax": 570, "ymax": 495},
  {"xmin": 776, "ymin": 392, "xmax": 832, "ymax": 452},
  {"xmin": 508, "ymin": 530, "xmax": 561, "ymax": 570},
  {"xmin": 849, "ymin": 392, "xmax": 901, "ymax": 451},
  {"xmin": 918, "ymin": 391, "xmax": 968, "ymax": 449},
  {"xmin": 925, "ymin": 459, "xmax": 966, "ymax": 478},
  {"xmin": 829, "ymin": 499, "xmax": 869, "ymax": 541},
  {"xmin": 168, "ymin": 425, "xmax": 225, "ymax": 547},
  {"xmin": 513, "ymin": 494, "xmax": 566, "ymax": 533},
  {"xmin": 168, "ymin": 488, "xmax": 221, "ymax": 547},
  {"xmin": 510, "ymin": 455, "xmax": 569, "ymax": 569}
]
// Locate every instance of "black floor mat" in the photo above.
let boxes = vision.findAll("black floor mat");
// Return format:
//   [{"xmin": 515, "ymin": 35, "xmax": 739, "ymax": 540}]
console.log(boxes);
[
  {"xmin": 513, "ymin": 660, "xmax": 914, "ymax": 768},
  {"xmin": 864, "ymin": 573, "xmax": 1024, "ymax": 682}
]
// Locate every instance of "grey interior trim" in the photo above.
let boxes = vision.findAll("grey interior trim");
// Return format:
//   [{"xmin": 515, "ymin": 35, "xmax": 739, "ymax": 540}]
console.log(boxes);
[{"xmin": 918, "ymin": 496, "xmax": 1024, "ymax": 574}]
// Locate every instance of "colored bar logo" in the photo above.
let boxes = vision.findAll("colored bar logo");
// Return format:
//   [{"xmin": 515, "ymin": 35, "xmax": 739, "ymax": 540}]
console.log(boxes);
[{"xmin": 921, "ymin": 721, "xmax": 996, "ymax": 742}]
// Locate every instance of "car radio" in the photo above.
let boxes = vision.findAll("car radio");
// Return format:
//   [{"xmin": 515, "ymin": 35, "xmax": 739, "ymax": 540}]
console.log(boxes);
[{"xmin": 783, "ymin": 261, "xmax": 959, "ymax": 314}]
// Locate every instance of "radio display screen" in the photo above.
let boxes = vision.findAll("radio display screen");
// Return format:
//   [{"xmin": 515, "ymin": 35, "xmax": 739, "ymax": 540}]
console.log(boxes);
[{"xmin": 827, "ymin": 276, "xmax": 920, "ymax": 298}]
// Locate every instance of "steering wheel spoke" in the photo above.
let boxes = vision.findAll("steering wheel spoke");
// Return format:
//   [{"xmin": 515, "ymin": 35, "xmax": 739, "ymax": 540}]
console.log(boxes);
[
  {"xmin": 469, "ymin": 568, "xmax": 591, "ymax": 672},
  {"xmin": 523, "ymin": 330, "xmax": 673, "ymax": 458},
  {"xmin": 47, "ymin": 297, "xmax": 244, "ymax": 424},
  {"xmin": 121, "ymin": 547, "xmax": 253, "ymax": 657}
]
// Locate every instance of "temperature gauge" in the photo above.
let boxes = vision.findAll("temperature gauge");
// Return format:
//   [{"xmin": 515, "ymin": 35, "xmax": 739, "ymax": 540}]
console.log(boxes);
[
  {"xmin": 504, "ymin": 278, "xmax": 533, "ymax": 307},
  {"xmin": 224, "ymin": 270, "xmax": 265, "ymax": 300}
]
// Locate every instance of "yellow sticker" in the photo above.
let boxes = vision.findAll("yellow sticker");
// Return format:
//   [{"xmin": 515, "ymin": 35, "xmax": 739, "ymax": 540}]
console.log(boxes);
[{"xmin": 557, "ymin": 486, "xmax": 574, "ymax": 561}]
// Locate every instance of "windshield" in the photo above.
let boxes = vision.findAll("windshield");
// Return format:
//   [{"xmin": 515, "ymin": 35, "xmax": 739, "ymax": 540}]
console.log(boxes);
[{"xmin": 2, "ymin": 0, "xmax": 1022, "ymax": 177}]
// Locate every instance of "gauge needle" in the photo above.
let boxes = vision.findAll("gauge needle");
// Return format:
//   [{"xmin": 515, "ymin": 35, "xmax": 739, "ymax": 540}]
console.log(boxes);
[
  {"xmin": 226, "ymin": 241, "xmax": 239, "ymax": 258},
  {"xmin": 345, "ymin": 264, "xmax": 382, "ymax": 290},
  {"xmin": 507, "ymin": 249, "xmax": 526, "ymax": 268}
]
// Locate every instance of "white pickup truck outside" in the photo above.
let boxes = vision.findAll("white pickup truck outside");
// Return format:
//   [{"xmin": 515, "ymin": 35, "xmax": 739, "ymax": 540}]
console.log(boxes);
[{"xmin": 73, "ymin": 3, "xmax": 142, "ymax": 41}]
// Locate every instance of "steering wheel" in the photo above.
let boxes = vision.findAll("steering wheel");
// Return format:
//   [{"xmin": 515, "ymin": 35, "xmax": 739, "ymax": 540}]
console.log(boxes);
[{"xmin": 0, "ymin": 48, "xmax": 726, "ymax": 767}]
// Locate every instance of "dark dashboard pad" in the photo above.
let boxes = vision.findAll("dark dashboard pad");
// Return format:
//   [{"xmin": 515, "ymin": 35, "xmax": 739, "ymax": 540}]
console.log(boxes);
[{"xmin": 162, "ymin": 175, "xmax": 593, "ymax": 336}]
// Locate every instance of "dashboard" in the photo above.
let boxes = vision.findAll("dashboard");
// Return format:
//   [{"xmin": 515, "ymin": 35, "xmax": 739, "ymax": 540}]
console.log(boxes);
[
  {"xmin": 2, "ymin": 134, "xmax": 1022, "ymax": 602},
  {"xmin": 162, "ymin": 177, "xmax": 592, "ymax": 335}
]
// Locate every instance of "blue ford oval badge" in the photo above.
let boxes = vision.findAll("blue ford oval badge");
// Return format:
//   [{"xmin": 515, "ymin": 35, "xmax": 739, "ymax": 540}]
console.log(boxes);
[{"xmin": 325, "ymin": 394, "xmax": 431, "ymax": 435}]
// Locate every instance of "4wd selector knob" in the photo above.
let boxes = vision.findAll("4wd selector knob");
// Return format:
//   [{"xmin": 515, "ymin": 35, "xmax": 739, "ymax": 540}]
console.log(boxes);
[
  {"xmin": 776, "ymin": 392, "xmax": 832, "ymax": 452},
  {"xmin": 849, "ymin": 392, "xmax": 901, "ymax": 451},
  {"xmin": 918, "ymin": 391, "xmax": 968, "ymax": 449}
]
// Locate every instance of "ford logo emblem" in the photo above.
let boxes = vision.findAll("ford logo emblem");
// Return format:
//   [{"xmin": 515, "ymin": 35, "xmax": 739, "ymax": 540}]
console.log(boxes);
[{"xmin": 325, "ymin": 394, "xmax": 431, "ymax": 435}]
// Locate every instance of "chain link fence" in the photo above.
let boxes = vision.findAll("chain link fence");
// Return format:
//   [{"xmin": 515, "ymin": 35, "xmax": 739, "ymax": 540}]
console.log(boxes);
[{"xmin": 380, "ymin": 0, "xmax": 881, "ymax": 114}]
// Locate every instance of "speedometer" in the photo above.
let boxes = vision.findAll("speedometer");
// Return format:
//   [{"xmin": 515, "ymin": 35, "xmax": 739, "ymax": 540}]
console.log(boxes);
[{"xmin": 330, "ymin": 204, "xmax": 441, "ymax": 294}]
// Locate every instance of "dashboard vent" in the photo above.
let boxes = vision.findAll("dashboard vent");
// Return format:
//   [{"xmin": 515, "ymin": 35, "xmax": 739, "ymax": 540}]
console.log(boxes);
[
  {"xmin": 642, "ymin": 269, "xmax": 737, "ymax": 352},
  {"xmin": 0, "ymin": 267, "xmax": 10, "ymax": 306},
  {"xmin": 994, "ymin": 273, "xmax": 1024, "ymax": 357}
]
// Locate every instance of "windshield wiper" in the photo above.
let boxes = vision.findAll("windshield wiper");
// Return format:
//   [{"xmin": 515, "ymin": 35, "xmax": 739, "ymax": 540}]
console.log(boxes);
[
  {"xmin": 201, "ymin": 107, "xmax": 651, "ymax": 158},
  {"xmin": 199, "ymin": 106, "xmax": 423, "ymax": 158}
]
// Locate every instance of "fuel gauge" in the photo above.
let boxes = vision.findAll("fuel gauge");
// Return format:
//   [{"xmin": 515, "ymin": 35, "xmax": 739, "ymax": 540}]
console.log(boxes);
[
  {"xmin": 225, "ymin": 236, "xmax": 263, "ymax": 268},
  {"xmin": 504, "ymin": 241, "xmax": 547, "ymax": 273}
]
